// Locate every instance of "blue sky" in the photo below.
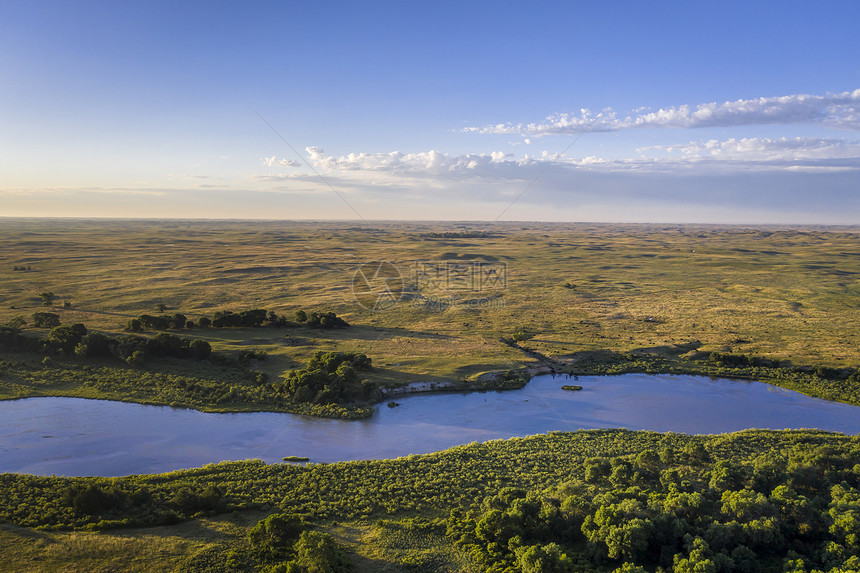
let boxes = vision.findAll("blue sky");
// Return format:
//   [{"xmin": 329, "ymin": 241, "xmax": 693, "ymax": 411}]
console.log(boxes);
[{"xmin": 2, "ymin": 0, "xmax": 859, "ymax": 222}]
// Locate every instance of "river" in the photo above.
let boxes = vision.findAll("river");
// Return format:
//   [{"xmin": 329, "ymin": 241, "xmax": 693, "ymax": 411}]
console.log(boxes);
[{"xmin": 1, "ymin": 373, "xmax": 858, "ymax": 477}]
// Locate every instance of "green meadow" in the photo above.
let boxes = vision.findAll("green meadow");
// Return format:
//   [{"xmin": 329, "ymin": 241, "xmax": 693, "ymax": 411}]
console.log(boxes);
[{"xmin": 2, "ymin": 219, "xmax": 860, "ymax": 370}]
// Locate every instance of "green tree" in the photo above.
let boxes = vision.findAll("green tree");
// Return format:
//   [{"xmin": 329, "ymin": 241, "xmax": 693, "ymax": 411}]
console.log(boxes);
[
  {"xmin": 829, "ymin": 485, "xmax": 860, "ymax": 554},
  {"xmin": 31, "ymin": 312, "xmax": 61, "ymax": 328},
  {"xmin": 709, "ymin": 460, "xmax": 748, "ymax": 491},
  {"xmin": 289, "ymin": 530, "xmax": 352, "ymax": 572},
  {"xmin": 126, "ymin": 350, "xmax": 146, "ymax": 367},
  {"xmin": 39, "ymin": 291, "xmax": 55, "ymax": 306},
  {"xmin": 514, "ymin": 543, "xmax": 573, "ymax": 573},
  {"xmin": 189, "ymin": 339, "xmax": 212, "ymax": 360},
  {"xmin": 582, "ymin": 498, "xmax": 654, "ymax": 561},
  {"xmin": 673, "ymin": 537, "xmax": 717, "ymax": 573},
  {"xmin": 47, "ymin": 323, "xmax": 88, "ymax": 353},
  {"xmin": 248, "ymin": 513, "xmax": 305, "ymax": 561},
  {"xmin": 74, "ymin": 332, "xmax": 111, "ymax": 358},
  {"xmin": 613, "ymin": 564, "xmax": 647, "ymax": 573}
]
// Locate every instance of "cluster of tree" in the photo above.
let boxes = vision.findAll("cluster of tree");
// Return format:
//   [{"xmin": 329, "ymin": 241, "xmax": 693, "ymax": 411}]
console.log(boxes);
[
  {"xmin": 232, "ymin": 512, "xmax": 352, "ymax": 572},
  {"xmin": 32, "ymin": 312, "xmax": 61, "ymax": 328},
  {"xmin": 446, "ymin": 438, "xmax": 860, "ymax": 573},
  {"xmin": 0, "ymin": 314, "xmax": 214, "ymax": 366},
  {"xmin": 112, "ymin": 333, "xmax": 213, "ymax": 364},
  {"xmin": 294, "ymin": 310, "xmax": 349, "ymax": 329},
  {"xmin": 11, "ymin": 265, "xmax": 32, "ymax": 271},
  {"xmin": 0, "ymin": 325, "xmax": 30, "ymax": 351},
  {"xmin": 275, "ymin": 351, "xmax": 375, "ymax": 405},
  {"xmin": 127, "ymin": 313, "xmax": 189, "ymax": 331},
  {"xmin": 124, "ymin": 308, "xmax": 351, "ymax": 332},
  {"xmin": 2, "ymin": 342, "xmax": 373, "ymax": 419},
  {"xmin": 44, "ymin": 323, "xmax": 89, "ymax": 354},
  {"xmin": 211, "ymin": 309, "xmax": 269, "ymax": 328}
]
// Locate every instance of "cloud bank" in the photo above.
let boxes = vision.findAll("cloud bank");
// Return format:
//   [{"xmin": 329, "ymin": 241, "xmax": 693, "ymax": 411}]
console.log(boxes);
[
  {"xmin": 301, "ymin": 137, "xmax": 860, "ymax": 181},
  {"xmin": 262, "ymin": 156, "xmax": 300, "ymax": 167},
  {"xmin": 464, "ymin": 90, "xmax": 860, "ymax": 136}
]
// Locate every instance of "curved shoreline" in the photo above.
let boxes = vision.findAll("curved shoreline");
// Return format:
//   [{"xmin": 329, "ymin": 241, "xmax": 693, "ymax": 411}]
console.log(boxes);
[{"xmin": 2, "ymin": 352, "xmax": 858, "ymax": 420}]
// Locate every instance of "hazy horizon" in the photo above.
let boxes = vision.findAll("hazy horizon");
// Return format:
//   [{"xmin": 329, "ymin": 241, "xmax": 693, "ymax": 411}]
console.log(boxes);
[{"xmin": 2, "ymin": 2, "xmax": 858, "ymax": 223}]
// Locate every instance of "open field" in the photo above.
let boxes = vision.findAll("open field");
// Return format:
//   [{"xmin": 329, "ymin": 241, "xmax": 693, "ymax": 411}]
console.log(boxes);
[{"xmin": 1, "ymin": 219, "xmax": 859, "ymax": 392}]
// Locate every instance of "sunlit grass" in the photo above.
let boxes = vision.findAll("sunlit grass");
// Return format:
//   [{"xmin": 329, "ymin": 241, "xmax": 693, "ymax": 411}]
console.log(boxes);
[{"xmin": 1, "ymin": 220, "xmax": 858, "ymax": 386}]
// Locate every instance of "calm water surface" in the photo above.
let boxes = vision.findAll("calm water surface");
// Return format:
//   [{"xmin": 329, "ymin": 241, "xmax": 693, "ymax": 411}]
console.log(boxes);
[{"xmin": 1, "ymin": 373, "xmax": 858, "ymax": 477}]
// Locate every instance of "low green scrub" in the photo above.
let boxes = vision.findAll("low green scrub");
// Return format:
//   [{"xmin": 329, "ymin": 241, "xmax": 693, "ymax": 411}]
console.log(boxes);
[
  {"xmin": 1, "ymin": 429, "xmax": 858, "ymax": 571},
  {"xmin": 0, "ymin": 429, "xmax": 854, "ymax": 533},
  {"xmin": 0, "ymin": 354, "xmax": 372, "ymax": 419}
]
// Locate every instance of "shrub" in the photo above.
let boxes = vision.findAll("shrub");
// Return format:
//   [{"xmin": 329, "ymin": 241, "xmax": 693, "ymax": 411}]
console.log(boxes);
[{"xmin": 32, "ymin": 312, "xmax": 61, "ymax": 328}]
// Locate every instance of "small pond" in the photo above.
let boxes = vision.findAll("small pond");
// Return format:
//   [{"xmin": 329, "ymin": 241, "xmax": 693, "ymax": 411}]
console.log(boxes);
[{"xmin": 1, "ymin": 373, "xmax": 858, "ymax": 477}]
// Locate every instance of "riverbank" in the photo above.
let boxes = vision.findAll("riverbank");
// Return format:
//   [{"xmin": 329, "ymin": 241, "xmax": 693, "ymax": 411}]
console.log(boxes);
[
  {"xmin": 3, "ymin": 345, "xmax": 859, "ymax": 426},
  {"xmin": 5, "ymin": 371, "xmax": 859, "ymax": 478}
]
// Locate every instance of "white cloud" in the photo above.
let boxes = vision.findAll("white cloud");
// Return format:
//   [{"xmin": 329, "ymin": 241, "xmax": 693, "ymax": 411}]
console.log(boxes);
[
  {"xmin": 463, "ymin": 89, "xmax": 860, "ymax": 136},
  {"xmin": 303, "ymin": 147, "xmax": 536, "ymax": 178},
  {"xmin": 299, "ymin": 137, "xmax": 860, "ymax": 183},
  {"xmin": 262, "ymin": 156, "xmax": 300, "ymax": 167},
  {"xmin": 639, "ymin": 137, "xmax": 860, "ymax": 163}
]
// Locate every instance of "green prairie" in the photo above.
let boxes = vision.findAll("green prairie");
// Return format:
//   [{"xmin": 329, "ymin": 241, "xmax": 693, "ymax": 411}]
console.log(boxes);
[{"xmin": 1, "ymin": 219, "xmax": 858, "ymax": 386}]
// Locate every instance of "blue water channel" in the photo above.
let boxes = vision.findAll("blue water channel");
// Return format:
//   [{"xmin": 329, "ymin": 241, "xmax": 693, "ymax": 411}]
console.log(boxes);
[{"xmin": 1, "ymin": 373, "xmax": 858, "ymax": 477}]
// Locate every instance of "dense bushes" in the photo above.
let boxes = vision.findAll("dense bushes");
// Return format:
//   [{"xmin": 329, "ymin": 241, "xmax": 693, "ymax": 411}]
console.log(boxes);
[
  {"xmin": 31, "ymin": 312, "xmax": 61, "ymax": 328},
  {"xmin": 447, "ymin": 435, "xmax": 860, "ymax": 573},
  {"xmin": 212, "ymin": 309, "xmax": 268, "ymax": 328},
  {"xmin": 0, "ymin": 348, "xmax": 373, "ymax": 419},
  {"xmin": 243, "ymin": 513, "xmax": 352, "ymax": 572},
  {"xmin": 125, "ymin": 308, "xmax": 349, "ymax": 332},
  {"xmin": 295, "ymin": 311, "xmax": 349, "ymax": 329},
  {"xmin": 277, "ymin": 351, "xmax": 375, "ymax": 405}
]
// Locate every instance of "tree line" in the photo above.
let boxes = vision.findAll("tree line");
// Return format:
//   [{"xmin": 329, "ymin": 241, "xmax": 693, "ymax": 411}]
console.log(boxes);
[{"xmin": 125, "ymin": 309, "xmax": 349, "ymax": 332}]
